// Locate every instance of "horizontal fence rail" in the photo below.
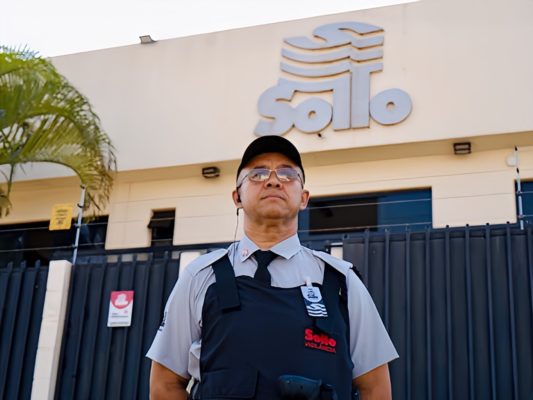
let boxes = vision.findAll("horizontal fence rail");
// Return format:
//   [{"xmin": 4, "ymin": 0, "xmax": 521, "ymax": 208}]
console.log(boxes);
[
  {"xmin": 0, "ymin": 261, "xmax": 49, "ymax": 400},
  {"xmin": 343, "ymin": 225, "xmax": 533, "ymax": 400}
]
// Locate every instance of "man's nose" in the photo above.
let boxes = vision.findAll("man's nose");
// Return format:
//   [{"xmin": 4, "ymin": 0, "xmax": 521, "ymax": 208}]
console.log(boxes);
[{"xmin": 265, "ymin": 170, "xmax": 282, "ymax": 187}]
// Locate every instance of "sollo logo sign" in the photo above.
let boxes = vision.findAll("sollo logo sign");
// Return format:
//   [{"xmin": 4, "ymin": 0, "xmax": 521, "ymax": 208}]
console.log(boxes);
[{"xmin": 255, "ymin": 22, "xmax": 412, "ymax": 136}]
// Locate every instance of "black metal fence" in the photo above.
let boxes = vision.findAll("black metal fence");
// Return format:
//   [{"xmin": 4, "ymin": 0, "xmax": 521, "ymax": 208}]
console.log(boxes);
[
  {"xmin": 54, "ymin": 252, "xmax": 181, "ymax": 400},
  {"xmin": 0, "ymin": 261, "xmax": 49, "ymax": 400},
  {"xmin": 52, "ymin": 225, "xmax": 533, "ymax": 399},
  {"xmin": 343, "ymin": 225, "xmax": 533, "ymax": 400}
]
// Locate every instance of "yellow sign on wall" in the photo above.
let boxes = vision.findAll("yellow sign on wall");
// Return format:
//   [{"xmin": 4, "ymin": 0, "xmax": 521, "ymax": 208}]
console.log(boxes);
[{"xmin": 49, "ymin": 204, "xmax": 74, "ymax": 230}]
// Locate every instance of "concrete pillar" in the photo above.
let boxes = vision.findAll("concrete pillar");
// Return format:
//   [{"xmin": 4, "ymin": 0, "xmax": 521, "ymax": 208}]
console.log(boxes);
[{"xmin": 31, "ymin": 260, "xmax": 72, "ymax": 400}]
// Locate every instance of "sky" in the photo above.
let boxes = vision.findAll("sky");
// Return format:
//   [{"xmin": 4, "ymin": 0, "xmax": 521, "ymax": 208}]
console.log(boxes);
[{"xmin": 1, "ymin": 0, "xmax": 416, "ymax": 57}]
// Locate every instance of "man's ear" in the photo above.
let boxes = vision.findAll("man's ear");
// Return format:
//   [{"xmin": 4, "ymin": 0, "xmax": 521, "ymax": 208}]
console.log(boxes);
[
  {"xmin": 299, "ymin": 189, "xmax": 310, "ymax": 210},
  {"xmin": 232, "ymin": 189, "xmax": 241, "ymax": 207}
]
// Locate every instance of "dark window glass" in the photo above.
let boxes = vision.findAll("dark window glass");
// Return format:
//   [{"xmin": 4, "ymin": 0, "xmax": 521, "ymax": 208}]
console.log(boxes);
[
  {"xmin": 517, "ymin": 181, "xmax": 533, "ymax": 226},
  {"xmin": 148, "ymin": 210, "xmax": 175, "ymax": 247},
  {"xmin": 0, "ymin": 216, "xmax": 108, "ymax": 266},
  {"xmin": 298, "ymin": 189, "xmax": 432, "ymax": 241}
]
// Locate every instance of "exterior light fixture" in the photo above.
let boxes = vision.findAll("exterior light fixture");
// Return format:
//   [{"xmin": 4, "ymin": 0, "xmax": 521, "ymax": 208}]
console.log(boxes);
[
  {"xmin": 202, "ymin": 166, "xmax": 220, "ymax": 179},
  {"xmin": 139, "ymin": 35, "xmax": 156, "ymax": 44},
  {"xmin": 453, "ymin": 142, "xmax": 471, "ymax": 155}
]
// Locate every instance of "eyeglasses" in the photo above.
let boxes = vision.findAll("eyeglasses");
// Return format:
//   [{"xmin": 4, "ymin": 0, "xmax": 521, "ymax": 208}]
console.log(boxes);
[{"xmin": 238, "ymin": 167, "xmax": 303, "ymax": 187}]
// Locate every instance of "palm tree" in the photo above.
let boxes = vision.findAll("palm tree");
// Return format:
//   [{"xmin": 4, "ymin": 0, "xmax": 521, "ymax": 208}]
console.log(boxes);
[{"xmin": 0, "ymin": 47, "xmax": 116, "ymax": 217}]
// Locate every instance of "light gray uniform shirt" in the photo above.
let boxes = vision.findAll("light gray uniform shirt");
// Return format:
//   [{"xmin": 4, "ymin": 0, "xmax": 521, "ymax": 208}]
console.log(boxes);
[{"xmin": 147, "ymin": 234, "xmax": 398, "ymax": 380}]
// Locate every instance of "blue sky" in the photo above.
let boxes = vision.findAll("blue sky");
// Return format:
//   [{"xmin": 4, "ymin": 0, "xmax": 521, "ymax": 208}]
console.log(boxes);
[{"xmin": 1, "ymin": 0, "xmax": 415, "ymax": 57}]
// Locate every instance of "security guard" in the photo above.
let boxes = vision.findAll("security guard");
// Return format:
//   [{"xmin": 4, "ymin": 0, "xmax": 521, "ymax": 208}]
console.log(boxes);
[{"xmin": 148, "ymin": 136, "xmax": 398, "ymax": 399}]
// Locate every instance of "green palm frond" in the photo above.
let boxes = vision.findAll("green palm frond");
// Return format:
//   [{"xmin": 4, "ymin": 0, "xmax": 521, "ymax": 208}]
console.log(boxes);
[{"xmin": 0, "ymin": 46, "xmax": 116, "ymax": 217}]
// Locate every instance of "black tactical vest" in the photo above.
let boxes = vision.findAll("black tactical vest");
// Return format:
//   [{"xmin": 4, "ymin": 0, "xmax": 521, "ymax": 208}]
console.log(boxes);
[{"xmin": 195, "ymin": 255, "xmax": 354, "ymax": 399}]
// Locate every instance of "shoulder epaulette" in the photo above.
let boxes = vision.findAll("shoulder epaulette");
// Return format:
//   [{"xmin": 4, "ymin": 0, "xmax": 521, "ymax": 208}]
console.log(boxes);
[
  {"xmin": 184, "ymin": 248, "xmax": 228, "ymax": 276},
  {"xmin": 312, "ymin": 250, "xmax": 366, "ymax": 282},
  {"xmin": 311, "ymin": 250, "xmax": 352, "ymax": 275}
]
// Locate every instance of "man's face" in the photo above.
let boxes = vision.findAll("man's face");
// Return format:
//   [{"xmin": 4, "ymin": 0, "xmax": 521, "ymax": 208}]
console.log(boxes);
[{"xmin": 234, "ymin": 152, "xmax": 309, "ymax": 223}]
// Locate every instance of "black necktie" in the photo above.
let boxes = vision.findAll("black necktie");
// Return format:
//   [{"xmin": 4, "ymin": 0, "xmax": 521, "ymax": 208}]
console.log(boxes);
[{"xmin": 254, "ymin": 250, "xmax": 277, "ymax": 284}]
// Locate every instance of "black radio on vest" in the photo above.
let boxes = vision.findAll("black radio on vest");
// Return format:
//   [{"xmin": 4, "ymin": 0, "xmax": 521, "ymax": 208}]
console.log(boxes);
[{"xmin": 278, "ymin": 375, "xmax": 339, "ymax": 400}]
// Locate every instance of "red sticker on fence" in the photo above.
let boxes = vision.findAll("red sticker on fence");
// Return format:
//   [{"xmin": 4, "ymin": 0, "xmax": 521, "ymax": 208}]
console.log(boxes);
[{"xmin": 107, "ymin": 291, "xmax": 134, "ymax": 327}]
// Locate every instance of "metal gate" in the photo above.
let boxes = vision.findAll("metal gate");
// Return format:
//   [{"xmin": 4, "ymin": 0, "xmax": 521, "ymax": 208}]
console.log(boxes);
[
  {"xmin": 54, "ymin": 252, "xmax": 180, "ymax": 400},
  {"xmin": 0, "ymin": 261, "xmax": 49, "ymax": 400},
  {"xmin": 54, "ymin": 225, "xmax": 533, "ymax": 399},
  {"xmin": 343, "ymin": 225, "xmax": 533, "ymax": 400}
]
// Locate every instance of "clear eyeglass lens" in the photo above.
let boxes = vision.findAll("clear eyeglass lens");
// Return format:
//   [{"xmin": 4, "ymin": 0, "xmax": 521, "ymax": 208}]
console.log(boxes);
[
  {"xmin": 247, "ymin": 168, "xmax": 299, "ymax": 182},
  {"xmin": 275, "ymin": 168, "xmax": 299, "ymax": 181},
  {"xmin": 248, "ymin": 169, "xmax": 270, "ymax": 181}
]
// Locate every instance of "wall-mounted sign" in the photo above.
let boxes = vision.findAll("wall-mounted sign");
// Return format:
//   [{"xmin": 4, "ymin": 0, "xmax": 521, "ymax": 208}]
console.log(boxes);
[
  {"xmin": 255, "ymin": 21, "xmax": 412, "ymax": 136},
  {"xmin": 49, "ymin": 203, "xmax": 74, "ymax": 231},
  {"xmin": 107, "ymin": 290, "xmax": 134, "ymax": 327}
]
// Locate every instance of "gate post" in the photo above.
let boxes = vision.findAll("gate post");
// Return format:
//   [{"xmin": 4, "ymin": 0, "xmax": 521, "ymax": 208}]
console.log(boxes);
[{"xmin": 30, "ymin": 260, "xmax": 72, "ymax": 400}]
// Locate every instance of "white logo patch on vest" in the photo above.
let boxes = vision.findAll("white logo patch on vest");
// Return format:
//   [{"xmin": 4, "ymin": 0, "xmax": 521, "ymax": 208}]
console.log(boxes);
[{"xmin": 300, "ymin": 286, "xmax": 328, "ymax": 318}]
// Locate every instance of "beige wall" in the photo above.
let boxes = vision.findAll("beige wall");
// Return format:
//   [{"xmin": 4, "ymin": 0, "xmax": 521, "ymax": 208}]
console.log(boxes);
[
  {"xmin": 28, "ymin": 0, "xmax": 532, "ymax": 178},
  {"xmin": 119, "ymin": 142, "xmax": 531, "ymax": 247},
  {"xmin": 3, "ymin": 178, "xmax": 81, "ymax": 223},
  {"xmin": 2, "ymin": 0, "xmax": 533, "ymax": 249},
  {"xmin": 5, "ymin": 136, "xmax": 532, "ymax": 248}
]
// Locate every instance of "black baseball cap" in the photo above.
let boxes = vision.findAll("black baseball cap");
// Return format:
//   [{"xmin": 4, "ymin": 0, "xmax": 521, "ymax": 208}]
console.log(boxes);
[{"xmin": 236, "ymin": 135, "xmax": 305, "ymax": 182}]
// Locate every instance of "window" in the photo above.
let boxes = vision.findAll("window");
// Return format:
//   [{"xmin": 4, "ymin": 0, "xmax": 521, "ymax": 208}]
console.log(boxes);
[
  {"xmin": 0, "ymin": 216, "xmax": 108, "ymax": 266},
  {"xmin": 148, "ymin": 210, "xmax": 175, "ymax": 247},
  {"xmin": 298, "ymin": 189, "xmax": 432, "ymax": 240},
  {"xmin": 517, "ymin": 181, "xmax": 533, "ymax": 226}
]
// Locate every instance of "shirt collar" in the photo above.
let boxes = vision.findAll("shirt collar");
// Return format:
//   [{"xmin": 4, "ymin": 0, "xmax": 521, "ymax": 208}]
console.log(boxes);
[{"xmin": 237, "ymin": 233, "xmax": 301, "ymax": 262}]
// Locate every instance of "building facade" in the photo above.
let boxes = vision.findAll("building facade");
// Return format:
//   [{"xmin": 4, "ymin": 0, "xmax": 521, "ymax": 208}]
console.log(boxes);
[
  {"xmin": 2, "ymin": 0, "xmax": 532, "ymax": 250},
  {"xmin": 2, "ymin": 0, "xmax": 533, "ymax": 399}
]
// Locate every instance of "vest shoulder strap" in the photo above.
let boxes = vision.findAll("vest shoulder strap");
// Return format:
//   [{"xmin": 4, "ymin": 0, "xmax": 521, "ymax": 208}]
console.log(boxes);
[
  {"xmin": 212, "ymin": 255, "xmax": 241, "ymax": 311},
  {"xmin": 314, "ymin": 263, "xmax": 347, "ymax": 335}
]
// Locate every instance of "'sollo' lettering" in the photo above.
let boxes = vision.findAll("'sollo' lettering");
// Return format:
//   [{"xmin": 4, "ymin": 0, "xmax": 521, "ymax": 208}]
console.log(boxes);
[
  {"xmin": 304, "ymin": 328, "xmax": 337, "ymax": 353},
  {"xmin": 255, "ymin": 21, "xmax": 412, "ymax": 136}
]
